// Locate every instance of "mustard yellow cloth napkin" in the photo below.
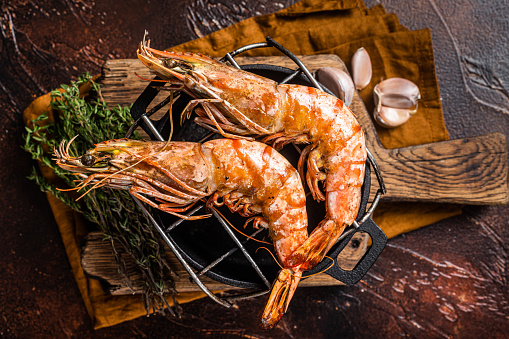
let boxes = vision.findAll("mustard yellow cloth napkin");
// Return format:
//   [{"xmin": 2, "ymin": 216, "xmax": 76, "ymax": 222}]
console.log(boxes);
[{"xmin": 23, "ymin": 0, "xmax": 461, "ymax": 329}]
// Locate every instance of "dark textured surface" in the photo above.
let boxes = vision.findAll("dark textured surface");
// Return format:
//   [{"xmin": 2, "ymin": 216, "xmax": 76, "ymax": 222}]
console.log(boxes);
[{"xmin": 1, "ymin": 0, "xmax": 508, "ymax": 337}]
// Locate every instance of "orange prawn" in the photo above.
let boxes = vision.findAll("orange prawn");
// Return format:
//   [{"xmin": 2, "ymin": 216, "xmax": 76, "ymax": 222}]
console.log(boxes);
[{"xmin": 54, "ymin": 137, "xmax": 310, "ymax": 328}]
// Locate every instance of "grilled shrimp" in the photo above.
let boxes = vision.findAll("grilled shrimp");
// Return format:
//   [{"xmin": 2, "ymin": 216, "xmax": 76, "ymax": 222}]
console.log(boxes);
[
  {"xmin": 55, "ymin": 137, "xmax": 308, "ymax": 328},
  {"xmin": 137, "ymin": 37, "xmax": 367, "ymax": 274}
]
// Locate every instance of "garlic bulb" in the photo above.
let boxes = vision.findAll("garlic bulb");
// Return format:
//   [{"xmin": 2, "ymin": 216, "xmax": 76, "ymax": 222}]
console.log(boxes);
[
  {"xmin": 315, "ymin": 67, "xmax": 355, "ymax": 106},
  {"xmin": 351, "ymin": 47, "xmax": 372, "ymax": 90},
  {"xmin": 374, "ymin": 106, "xmax": 416, "ymax": 128},
  {"xmin": 374, "ymin": 78, "xmax": 420, "ymax": 109},
  {"xmin": 373, "ymin": 78, "xmax": 420, "ymax": 128}
]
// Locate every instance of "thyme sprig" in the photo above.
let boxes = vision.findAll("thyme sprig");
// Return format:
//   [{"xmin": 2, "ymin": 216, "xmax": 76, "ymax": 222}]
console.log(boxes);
[{"xmin": 23, "ymin": 73, "xmax": 181, "ymax": 316}]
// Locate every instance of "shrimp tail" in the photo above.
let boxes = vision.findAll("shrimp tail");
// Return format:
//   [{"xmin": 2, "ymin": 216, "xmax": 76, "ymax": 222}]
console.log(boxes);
[
  {"xmin": 260, "ymin": 268, "xmax": 302, "ymax": 329},
  {"xmin": 287, "ymin": 219, "xmax": 347, "ymax": 269}
]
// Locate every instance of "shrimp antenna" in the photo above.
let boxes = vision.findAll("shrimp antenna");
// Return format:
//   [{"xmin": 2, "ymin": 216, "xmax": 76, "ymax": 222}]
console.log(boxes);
[
  {"xmin": 66, "ymin": 135, "xmax": 79, "ymax": 157},
  {"xmin": 168, "ymin": 91, "xmax": 175, "ymax": 142},
  {"xmin": 56, "ymin": 185, "xmax": 84, "ymax": 192},
  {"xmin": 213, "ymin": 207, "xmax": 272, "ymax": 245},
  {"xmin": 256, "ymin": 247, "xmax": 283, "ymax": 270},
  {"xmin": 134, "ymin": 72, "xmax": 170, "ymax": 83},
  {"xmin": 255, "ymin": 247, "xmax": 306, "ymax": 279},
  {"xmin": 157, "ymin": 90, "xmax": 177, "ymax": 153},
  {"xmin": 301, "ymin": 256, "xmax": 335, "ymax": 279},
  {"xmin": 56, "ymin": 175, "xmax": 91, "ymax": 192}
]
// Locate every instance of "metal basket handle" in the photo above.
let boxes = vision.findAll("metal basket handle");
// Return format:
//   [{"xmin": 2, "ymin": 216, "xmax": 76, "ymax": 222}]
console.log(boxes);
[{"xmin": 325, "ymin": 218, "xmax": 387, "ymax": 285}]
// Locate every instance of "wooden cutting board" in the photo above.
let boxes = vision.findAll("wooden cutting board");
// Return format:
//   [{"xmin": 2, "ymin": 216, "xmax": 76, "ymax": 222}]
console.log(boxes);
[
  {"xmin": 84, "ymin": 54, "xmax": 508, "ymax": 294},
  {"xmin": 82, "ymin": 231, "xmax": 368, "ymax": 294}
]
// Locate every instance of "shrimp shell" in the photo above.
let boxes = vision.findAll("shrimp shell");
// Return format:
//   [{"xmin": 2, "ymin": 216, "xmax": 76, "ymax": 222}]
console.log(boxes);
[{"xmin": 55, "ymin": 138, "xmax": 310, "ymax": 328}]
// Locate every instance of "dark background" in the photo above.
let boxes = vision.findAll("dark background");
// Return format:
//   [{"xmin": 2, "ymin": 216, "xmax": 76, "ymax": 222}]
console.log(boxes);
[{"xmin": 1, "ymin": 0, "xmax": 508, "ymax": 337}]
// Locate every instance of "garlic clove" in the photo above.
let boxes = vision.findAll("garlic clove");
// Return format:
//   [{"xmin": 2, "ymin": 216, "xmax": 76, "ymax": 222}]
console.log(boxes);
[
  {"xmin": 315, "ymin": 67, "xmax": 355, "ymax": 106},
  {"xmin": 351, "ymin": 47, "xmax": 372, "ymax": 90},
  {"xmin": 373, "ymin": 78, "xmax": 421, "ymax": 109},
  {"xmin": 373, "ymin": 105, "xmax": 417, "ymax": 128}
]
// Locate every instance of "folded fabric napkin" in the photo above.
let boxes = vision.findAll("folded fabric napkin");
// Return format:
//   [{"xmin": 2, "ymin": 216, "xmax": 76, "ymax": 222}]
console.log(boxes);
[{"xmin": 23, "ymin": 0, "xmax": 461, "ymax": 329}]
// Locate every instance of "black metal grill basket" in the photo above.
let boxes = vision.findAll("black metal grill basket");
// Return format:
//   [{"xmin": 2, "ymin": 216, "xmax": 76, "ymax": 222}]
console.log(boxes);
[{"xmin": 127, "ymin": 37, "xmax": 387, "ymax": 306}]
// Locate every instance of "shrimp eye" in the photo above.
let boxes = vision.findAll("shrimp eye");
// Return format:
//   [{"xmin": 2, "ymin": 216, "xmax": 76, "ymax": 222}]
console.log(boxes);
[
  {"xmin": 164, "ymin": 59, "xmax": 178, "ymax": 69},
  {"xmin": 80, "ymin": 154, "xmax": 95, "ymax": 166}
]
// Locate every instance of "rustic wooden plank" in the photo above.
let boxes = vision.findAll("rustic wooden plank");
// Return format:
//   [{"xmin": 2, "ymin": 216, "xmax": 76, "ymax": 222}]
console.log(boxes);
[
  {"xmin": 99, "ymin": 56, "xmax": 508, "ymax": 205},
  {"xmin": 371, "ymin": 133, "xmax": 508, "ymax": 204},
  {"xmin": 82, "ymin": 231, "xmax": 368, "ymax": 294}
]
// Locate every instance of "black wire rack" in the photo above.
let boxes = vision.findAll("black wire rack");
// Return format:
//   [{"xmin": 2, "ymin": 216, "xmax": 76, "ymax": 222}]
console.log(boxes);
[{"xmin": 126, "ymin": 36, "xmax": 387, "ymax": 307}]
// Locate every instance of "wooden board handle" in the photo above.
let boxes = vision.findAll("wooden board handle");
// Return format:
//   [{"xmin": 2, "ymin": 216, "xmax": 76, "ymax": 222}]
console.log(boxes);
[{"xmin": 369, "ymin": 132, "xmax": 509, "ymax": 205}]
